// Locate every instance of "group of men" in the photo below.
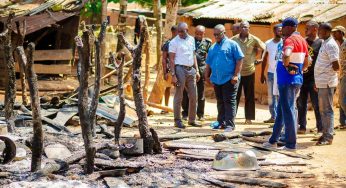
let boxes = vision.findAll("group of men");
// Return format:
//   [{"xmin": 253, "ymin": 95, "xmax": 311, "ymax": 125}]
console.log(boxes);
[
  {"xmin": 161, "ymin": 18, "xmax": 346, "ymax": 150},
  {"xmin": 262, "ymin": 19, "xmax": 345, "ymax": 150}
]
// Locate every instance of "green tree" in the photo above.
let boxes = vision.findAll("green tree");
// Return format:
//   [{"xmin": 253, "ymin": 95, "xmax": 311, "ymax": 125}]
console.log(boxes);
[{"xmin": 81, "ymin": 0, "xmax": 208, "ymax": 18}]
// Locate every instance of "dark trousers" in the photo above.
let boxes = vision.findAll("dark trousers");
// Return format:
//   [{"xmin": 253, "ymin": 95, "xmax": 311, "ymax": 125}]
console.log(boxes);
[
  {"xmin": 297, "ymin": 80, "xmax": 322, "ymax": 131},
  {"xmin": 182, "ymin": 69, "xmax": 205, "ymax": 118},
  {"xmin": 214, "ymin": 80, "xmax": 238, "ymax": 127},
  {"xmin": 236, "ymin": 73, "xmax": 255, "ymax": 120}
]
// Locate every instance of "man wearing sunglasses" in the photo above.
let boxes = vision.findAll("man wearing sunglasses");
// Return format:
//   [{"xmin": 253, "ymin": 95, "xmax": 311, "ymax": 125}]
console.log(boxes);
[
  {"xmin": 169, "ymin": 22, "xmax": 201, "ymax": 128},
  {"xmin": 205, "ymin": 24, "xmax": 244, "ymax": 131}
]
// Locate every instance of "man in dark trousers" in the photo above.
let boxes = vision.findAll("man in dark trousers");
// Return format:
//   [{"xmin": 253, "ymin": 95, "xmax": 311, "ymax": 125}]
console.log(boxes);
[
  {"xmin": 232, "ymin": 21, "xmax": 265, "ymax": 124},
  {"xmin": 205, "ymin": 24, "xmax": 244, "ymax": 131},
  {"xmin": 182, "ymin": 25, "xmax": 211, "ymax": 121},
  {"xmin": 297, "ymin": 21, "xmax": 323, "ymax": 134}
]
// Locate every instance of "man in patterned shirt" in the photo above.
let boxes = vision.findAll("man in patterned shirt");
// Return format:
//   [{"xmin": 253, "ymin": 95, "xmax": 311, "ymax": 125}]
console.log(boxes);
[
  {"xmin": 314, "ymin": 23, "xmax": 340, "ymax": 145},
  {"xmin": 332, "ymin": 25, "xmax": 346, "ymax": 129}
]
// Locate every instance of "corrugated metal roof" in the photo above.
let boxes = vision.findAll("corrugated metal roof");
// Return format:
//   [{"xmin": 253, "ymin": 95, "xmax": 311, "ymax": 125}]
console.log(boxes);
[{"xmin": 183, "ymin": 0, "xmax": 346, "ymax": 23}]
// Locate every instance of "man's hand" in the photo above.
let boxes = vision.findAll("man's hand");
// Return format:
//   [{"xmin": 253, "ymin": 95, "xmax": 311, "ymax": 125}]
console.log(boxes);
[
  {"xmin": 332, "ymin": 61, "xmax": 340, "ymax": 71},
  {"xmin": 171, "ymin": 75, "xmax": 178, "ymax": 86},
  {"xmin": 231, "ymin": 75, "xmax": 238, "ymax": 85},
  {"xmin": 314, "ymin": 84, "xmax": 318, "ymax": 92},
  {"xmin": 260, "ymin": 74, "xmax": 266, "ymax": 84},
  {"xmin": 196, "ymin": 72, "xmax": 200, "ymax": 82}
]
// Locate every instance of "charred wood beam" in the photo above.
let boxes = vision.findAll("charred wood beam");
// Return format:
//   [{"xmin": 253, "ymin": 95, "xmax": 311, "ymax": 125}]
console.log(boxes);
[
  {"xmin": 0, "ymin": 12, "xmax": 16, "ymax": 132},
  {"xmin": 113, "ymin": 53, "xmax": 126, "ymax": 145},
  {"xmin": 15, "ymin": 20, "xmax": 28, "ymax": 106},
  {"xmin": 75, "ymin": 20, "xmax": 107, "ymax": 174},
  {"xmin": 117, "ymin": 25, "xmax": 161, "ymax": 154},
  {"xmin": 16, "ymin": 44, "xmax": 44, "ymax": 172}
]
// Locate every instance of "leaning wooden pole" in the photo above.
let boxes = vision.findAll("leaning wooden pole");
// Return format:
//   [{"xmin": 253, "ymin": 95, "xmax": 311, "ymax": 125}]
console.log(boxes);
[
  {"xmin": 112, "ymin": 53, "xmax": 126, "ymax": 144},
  {"xmin": 15, "ymin": 20, "xmax": 28, "ymax": 106},
  {"xmin": 75, "ymin": 21, "xmax": 107, "ymax": 174},
  {"xmin": 0, "ymin": 12, "xmax": 16, "ymax": 132},
  {"xmin": 118, "ymin": 26, "xmax": 161, "ymax": 154},
  {"xmin": 16, "ymin": 44, "xmax": 44, "ymax": 172}
]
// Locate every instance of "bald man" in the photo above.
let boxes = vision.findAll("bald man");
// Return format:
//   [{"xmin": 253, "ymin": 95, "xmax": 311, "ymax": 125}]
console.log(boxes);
[
  {"xmin": 182, "ymin": 25, "xmax": 212, "ymax": 121},
  {"xmin": 205, "ymin": 24, "xmax": 244, "ymax": 130},
  {"xmin": 232, "ymin": 23, "xmax": 241, "ymax": 36},
  {"xmin": 169, "ymin": 22, "xmax": 201, "ymax": 128},
  {"xmin": 232, "ymin": 21, "xmax": 265, "ymax": 124}
]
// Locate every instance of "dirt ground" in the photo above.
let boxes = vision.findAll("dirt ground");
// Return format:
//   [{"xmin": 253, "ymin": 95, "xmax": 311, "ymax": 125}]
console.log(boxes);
[{"xmin": 1, "ymin": 67, "xmax": 346, "ymax": 187}]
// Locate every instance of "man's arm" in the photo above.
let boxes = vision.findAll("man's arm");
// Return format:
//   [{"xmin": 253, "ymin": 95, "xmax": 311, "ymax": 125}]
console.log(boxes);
[
  {"xmin": 204, "ymin": 64, "xmax": 212, "ymax": 86},
  {"xmin": 283, "ymin": 48, "xmax": 292, "ymax": 67},
  {"xmin": 231, "ymin": 58, "xmax": 243, "ymax": 85},
  {"xmin": 260, "ymin": 51, "xmax": 269, "ymax": 83},
  {"xmin": 169, "ymin": 52, "xmax": 177, "ymax": 85},
  {"xmin": 303, "ymin": 55, "xmax": 309, "ymax": 72},
  {"xmin": 162, "ymin": 51, "xmax": 168, "ymax": 72},
  {"xmin": 194, "ymin": 52, "xmax": 200, "ymax": 81}
]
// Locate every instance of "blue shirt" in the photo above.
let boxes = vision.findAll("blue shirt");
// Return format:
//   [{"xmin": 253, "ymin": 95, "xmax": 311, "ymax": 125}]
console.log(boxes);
[{"xmin": 206, "ymin": 37, "xmax": 244, "ymax": 85}]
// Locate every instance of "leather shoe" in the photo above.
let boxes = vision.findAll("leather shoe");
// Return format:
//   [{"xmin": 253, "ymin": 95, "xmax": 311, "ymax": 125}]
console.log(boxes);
[{"xmin": 175, "ymin": 121, "xmax": 186, "ymax": 129}]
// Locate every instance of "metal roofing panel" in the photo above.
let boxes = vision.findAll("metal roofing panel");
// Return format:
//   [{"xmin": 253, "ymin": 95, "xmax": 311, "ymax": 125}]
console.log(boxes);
[{"xmin": 185, "ymin": 0, "xmax": 346, "ymax": 23}]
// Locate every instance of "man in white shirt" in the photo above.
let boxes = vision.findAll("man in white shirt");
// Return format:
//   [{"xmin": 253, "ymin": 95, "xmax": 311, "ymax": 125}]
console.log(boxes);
[
  {"xmin": 261, "ymin": 24, "xmax": 282, "ymax": 123},
  {"xmin": 314, "ymin": 22, "xmax": 340, "ymax": 145},
  {"xmin": 169, "ymin": 22, "xmax": 201, "ymax": 128}
]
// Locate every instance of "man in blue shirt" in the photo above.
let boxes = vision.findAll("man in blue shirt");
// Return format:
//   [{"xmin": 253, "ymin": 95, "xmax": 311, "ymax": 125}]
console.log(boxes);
[{"xmin": 205, "ymin": 24, "xmax": 244, "ymax": 130}]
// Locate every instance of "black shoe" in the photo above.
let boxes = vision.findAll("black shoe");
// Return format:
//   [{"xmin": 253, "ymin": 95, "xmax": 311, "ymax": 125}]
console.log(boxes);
[
  {"xmin": 264, "ymin": 118, "xmax": 275, "ymax": 123},
  {"xmin": 175, "ymin": 121, "xmax": 186, "ymax": 129},
  {"xmin": 188, "ymin": 122, "xmax": 202, "ymax": 127}
]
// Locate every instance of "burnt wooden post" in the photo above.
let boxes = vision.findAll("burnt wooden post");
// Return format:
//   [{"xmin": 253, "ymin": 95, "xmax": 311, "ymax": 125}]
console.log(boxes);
[
  {"xmin": 15, "ymin": 20, "xmax": 28, "ymax": 106},
  {"xmin": 109, "ymin": 52, "xmax": 126, "ymax": 144},
  {"xmin": 75, "ymin": 21, "xmax": 107, "ymax": 174},
  {"xmin": 0, "ymin": 12, "xmax": 16, "ymax": 132},
  {"xmin": 118, "ymin": 26, "xmax": 161, "ymax": 154},
  {"xmin": 16, "ymin": 44, "xmax": 44, "ymax": 172}
]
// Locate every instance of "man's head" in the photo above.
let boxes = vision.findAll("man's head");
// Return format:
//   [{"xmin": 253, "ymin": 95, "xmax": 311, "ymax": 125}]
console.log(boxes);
[
  {"xmin": 177, "ymin": 22, "xmax": 189, "ymax": 39},
  {"xmin": 318, "ymin": 22, "xmax": 333, "ymax": 40},
  {"xmin": 239, "ymin": 21, "xmax": 250, "ymax": 36},
  {"xmin": 213, "ymin": 24, "xmax": 226, "ymax": 43},
  {"xmin": 171, "ymin": 25, "xmax": 178, "ymax": 38},
  {"xmin": 281, "ymin": 17, "xmax": 298, "ymax": 37},
  {"xmin": 332, "ymin": 25, "xmax": 345, "ymax": 41},
  {"xmin": 273, "ymin": 24, "xmax": 282, "ymax": 38},
  {"xmin": 305, "ymin": 21, "xmax": 319, "ymax": 38},
  {"xmin": 232, "ymin": 23, "xmax": 240, "ymax": 36},
  {"xmin": 195, "ymin": 25, "xmax": 206, "ymax": 41}
]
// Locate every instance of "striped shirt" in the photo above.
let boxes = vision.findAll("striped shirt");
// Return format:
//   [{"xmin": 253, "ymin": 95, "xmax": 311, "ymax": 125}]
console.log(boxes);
[{"xmin": 314, "ymin": 36, "xmax": 340, "ymax": 88}]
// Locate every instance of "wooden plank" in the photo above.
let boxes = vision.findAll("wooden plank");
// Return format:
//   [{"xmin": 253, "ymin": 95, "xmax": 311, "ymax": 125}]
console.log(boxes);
[
  {"xmin": 247, "ymin": 143, "xmax": 313, "ymax": 160},
  {"xmin": 211, "ymin": 175, "xmax": 288, "ymax": 188},
  {"xmin": 15, "ymin": 64, "xmax": 71, "ymax": 74},
  {"xmin": 33, "ymin": 49, "xmax": 73, "ymax": 61},
  {"xmin": 209, "ymin": 170, "xmax": 315, "ymax": 179}
]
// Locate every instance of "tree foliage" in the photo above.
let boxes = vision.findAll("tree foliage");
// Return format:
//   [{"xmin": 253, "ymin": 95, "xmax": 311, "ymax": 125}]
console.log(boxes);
[{"xmin": 81, "ymin": 0, "xmax": 209, "ymax": 18}]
